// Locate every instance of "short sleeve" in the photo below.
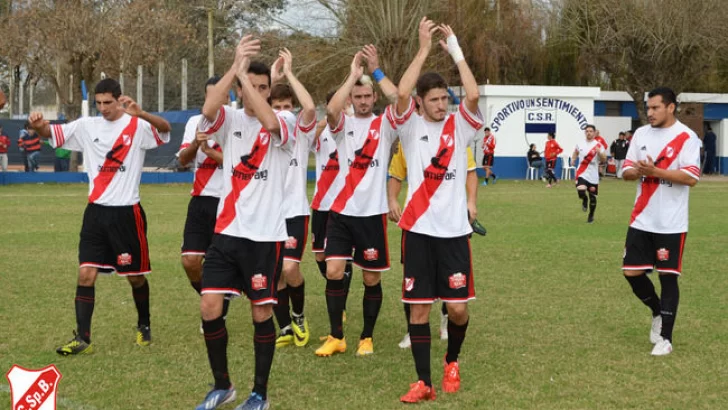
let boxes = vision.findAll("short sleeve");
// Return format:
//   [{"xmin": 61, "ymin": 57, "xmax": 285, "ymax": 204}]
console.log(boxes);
[
  {"xmin": 329, "ymin": 112, "xmax": 346, "ymax": 142},
  {"xmin": 198, "ymin": 106, "xmax": 232, "ymax": 140},
  {"xmin": 178, "ymin": 116, "xmax": 199, "ymax": 155},
  {"xmin": 678, "ymin": 136, "xmax": 701, "ymax": 180},
  {"xmin": 392, "ymin": 97, "xmax": 417, "ymax": 125},
  {"xmin": 388, "ymin": 142, "xmax": 407, "ymax": 180},
  {"xmin": 380, "ymin": 105, "xmax": 400, "ymax": 146},
  {"xmin": 295, "ymin": 112, "xmax": 318, "ymax": 152},
  {"xmin": 139, "ymin": 120, "xmax": 170, "ymax": 150},
  {"xmin": 623, "ymin": 134, "xmax": 639, "ymax": 171},
  {"xmin": 274, "ymin": 110, "xmax": 297, "ymax": 151},
  {"xmin": 466, "ymin": 146, "xmax": 477, "ymax": 170},
  {"xmin": 49, "ymin": 120, "xmax": 84, "ymax": 152},
  {"xmin": 456, "ymin": 102, "xmax": 484, "ymax": 133}
]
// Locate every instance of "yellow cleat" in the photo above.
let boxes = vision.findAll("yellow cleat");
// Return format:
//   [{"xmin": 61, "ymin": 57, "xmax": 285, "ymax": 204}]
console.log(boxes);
[
  {"xmin": 356, "ymin": 337, "xmax": 374, "ymax": 356},
  {"xmin": 276, "ymin": 332, "xmax": 294, "ymax": 348},
  {"xmin": 136, "ymin": 325, "xmax": 152, "ymax": 347},
  {"xmin": 315, "ymin": 335, "xmax": 346, "ymax": 357},
  {"xmin": 292, "ymin": 317, "xmax": 310, "ymax": 347},
  {"xmin": 56, "ymin": 332, "xmax": 93, "ymax": 356}
]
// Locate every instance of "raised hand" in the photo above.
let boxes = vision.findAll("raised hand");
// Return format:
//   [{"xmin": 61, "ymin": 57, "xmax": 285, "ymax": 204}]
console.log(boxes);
[
  {"xmin": 418, "ymin": 17, "xmax": 438, "ymax": 51},
  {"xmin": 235, "ymin": 34, "xmax": 261, "ymax": 74},
  {"xmin": 119, "ymin": 96, "xmax": 142, "ymax": 117},
  {"xmin": 271, "ymin": 56, "xmax": 285, "ymax": 85},
  {"xmin": 362, "ymin": 44, "xmax": 380, "ymax": 74},
  {"xmin": 280, "ymin": 47, "xmax": 293, "ymax": 75},
  {"xmin": 28, "ymin": 112, "xmax": 49, "ymax": 130},
  {"xmin": 438, "ymin": 24, "xmax": 456, "ymax": 52},
  {"xmin": 350, "ymin": 51, "xmax": 364, "ymax": 79}
]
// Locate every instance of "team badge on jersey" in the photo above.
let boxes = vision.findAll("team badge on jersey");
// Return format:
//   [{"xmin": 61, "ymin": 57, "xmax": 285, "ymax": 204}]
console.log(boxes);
[
  {"xmin": 657, "ymin": 248, "xmax": 670, "ymax": 261},
  {"xmin": 251, "ymin": 274, "xmax": 268, "ymax": 291},
  {"xmin": 259, "ymin": 132, "xmax": 270, "ymax": 145},
  {"xmin": 6, "ymin": 364, "xmax": 62, "ymax": 410},
  {"xmin": 117, "ymin": 253, "xmax": 132, "ymax": 266},
  {"xmin": 122, "ymin": 134, "xmax": 132, "ymax": 146},
  {"xmin": 448, "ymin": 273, "xmax": 467, "ymax": 289},
  {"xmin": 363, "ymin": 248, "xmax": 379, "ymax": 261},
  {"xmin": 285, "ymin": 236, "xmax": 298, "ymax": 250},
  {"xmin": 404, "ymin": 277, "xmax": 415, "ymax": 292}
]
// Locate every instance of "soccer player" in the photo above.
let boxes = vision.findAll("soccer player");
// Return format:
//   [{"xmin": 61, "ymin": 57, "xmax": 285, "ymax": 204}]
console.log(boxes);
[
  {"xmin": 481, "ymin": 127, "xmax": 496, "ymax": 185},
  {"xmin": 177, "ymin": 76, "xmax": 230, "ymax": 327},
  {"xmin": 314, "ymin": 45, "xmax": 399, "ymax": 357},
  {"xmin": 266, "ymin": 48, "xmax": 317, "ymax": 349},
  {"xmin": 28, "ymin": 78, "xmax": 171, "ymax": 355},
  {"xmin": 395, "ymin": 19, "xmax": 482, "ymax": 402},
  {"xmin": 621, "ymin": 87, "xmax": 700, "ymax": 356},
  {"xmin": 194, "ymin": 36, "xmax": 296, "ymax": 410},
  {"xmin": 572, "ymin": 124, "xmax": 607, "ymax": 223},
  {"xmin": 544, "ymin": 132, "xmax": 563, "ymax": 187}
]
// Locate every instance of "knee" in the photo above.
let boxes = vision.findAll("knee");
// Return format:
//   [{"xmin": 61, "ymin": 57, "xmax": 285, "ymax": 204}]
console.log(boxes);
[
  {"xmin": 181, "ymin": 255, "xmax": 203, "ymax": 273},
  {"xmin": 446, "ymin": 303, "xmax": 469, "ymax": 324},
  {"xmin": 362, "ymin": 271, "xmax": 381, "ymax": 286},
  {"xmin": 325, "ymin": 260, "xmax": 345, "ymax": 280},
  {"xmin": 127, "ymin": 275, "xmax": 147, "ymax": 289},
  {"xmin": 251, "ymin": 304, "xmax": 273, "ymax": 323},
  {"xmin": 77, "ymin": 267, "xmax": 97, "ymax": 286},
  {"xmin": 589, "ymin": 187, "xmax": 596, "ymax": 194},
  {"xmin": 315, "ymin": 253, "xmax": 326, "ymax": 263},
  {"xmin": 200, "ymin": 294, "xmax": 224, "ymax": 320},
  {"xmin": 409, "ymin": 304, "xmax": 430, "ymax": 324}
]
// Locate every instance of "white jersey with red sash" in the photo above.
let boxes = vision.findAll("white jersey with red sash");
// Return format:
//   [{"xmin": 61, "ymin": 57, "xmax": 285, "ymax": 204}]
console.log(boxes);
[
  {"xmin": 49, "ymin": 114, "xmax": 169, "ymax": 206},
  {"xmin": 328, "ymin": 108, "xmax": 398, "ymax": 216},
  {"xmin": 623, "ymin": 121, "xmax": 700, "ymax": 234},
  {"xmin": 396, "ymin": 98, "xmax": 484, "ymax": 237},
  {"xmin": 311, "ymin": 127, "xmax": 344, "ymax": 211},
  {"xmin": 198, "ymin": 106, "xmax": 295, "ymax": 241},
  {"xmin": 575, "ymin": 139, "xmax": 603, "ymax": 184},
  {"xmin": 283, "ymin": 112, "xmax": 317, "ymax": 219},
  {"xmin": 179, "ymin": 114, "xmax": 223, "ymax": 198}
]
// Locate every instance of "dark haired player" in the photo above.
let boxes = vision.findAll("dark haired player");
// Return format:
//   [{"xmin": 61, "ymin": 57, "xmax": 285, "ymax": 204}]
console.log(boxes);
[
  {"xmin": 572, "ymin": 124, "xmax": 606, "ymax": 223},
  {"xmin": 622, "ymin": 87, "xmax": 700, "ymax": 356},
  {"xmin": 395, "ymin": 18, "xmax": 482, "ymax": 402},
  {"xmin": 28, "ymin": 78, "xmax": 171, "ymax": 355},
  {"xmin": 544, "ymin": 131, "xmax": 563, "ymax": 187}
]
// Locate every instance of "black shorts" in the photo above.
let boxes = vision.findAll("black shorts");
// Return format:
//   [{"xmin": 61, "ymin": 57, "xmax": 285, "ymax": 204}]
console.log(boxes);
[
  {"xmin": 201, "ymin": 234, "xmax": 283, "ymax": 304},
  {"xmin": 401, "ymin": 230, "xmax": 475, "ymax": 303},
  {"xmin": 311, "ymin": 210, "xmax": 329, "ymax": 253},
  {"xmin": 324, "ymin": 212, "xmax": 390, "ymax": 271},
  {"xmin": 545, "ymin": 158, "xmax": 557, "ymax": 170},
  {"xmin": 284, "ymin": 215, "xmax": 309, "ymax": 262},
  {"xmin": 623, "ymin": 227, "xmax": 687, "ymax": 275},
  {"xmin": 79, "ymin": 203, "xmax": 151, "ymax": 276},
  {"xmin": 482, "ymin": 154, "xmax": 494, "ymax": 167},
  {"xmin": 576, "ymin": 177, "xmax": 599, "ymax": 195},
  {"xmin": 181, "ymin": 195, "xmax": 220, "ymax": 256}
]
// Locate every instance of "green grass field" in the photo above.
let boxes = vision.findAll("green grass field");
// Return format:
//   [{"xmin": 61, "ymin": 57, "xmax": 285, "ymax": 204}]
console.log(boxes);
[{"xmin": 1, "ymin": 179, "xmax": 727, "ymax": 409}]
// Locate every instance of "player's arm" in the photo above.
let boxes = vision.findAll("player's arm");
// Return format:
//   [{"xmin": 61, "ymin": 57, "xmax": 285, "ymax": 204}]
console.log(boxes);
[
  {"xmin": 397, "ymin": 17, "xmax": 437, "ymax": 116},
  {"xmin": 327, "ymin": 52, "xmax": 364, "ymax": 129},
  {"xmin": 28, "ymin": 112, "xmax": 51, "ymax": 138},
  {"xmin": 178, "ymin": 118, "xmax": 201, "ymax": 167},
  {"xmin": 571, "ymin": 146, "xmax": 579, "ymax": 166},
  {"xmin": 466, "ymin": 170, "xmax": 477, "ymax": 224},
  {"xmin": 198, "ymin": 132, "xmax": 223, "ymax": 165},
  {"xmin": 362, "ymin": 44, "xmax": 397, "ymax": 104},
  {"xmin": 597, "ymin": 147, "xmax": 608, "ymax": 162},
  {"xmin": 438, "ymin": 24, "xmax": 479, "ymax": 114},
  {"xmin": 387, "ymin": 176, "xmax": 403, "ymax": 222},
  {"xmin": 236, "ymin": 49, "xmax": 279, "ymax": 135},
  {"xmin": 634, "ymin": 157, "xmax": 697, "ymax": 187},
  {"xmin": 279, "ymin": 48, "xmax": 316, "ymax": 127},
  {"xmin": 119, "ymin": 96, "xmax": 172, "ymax": 134}
]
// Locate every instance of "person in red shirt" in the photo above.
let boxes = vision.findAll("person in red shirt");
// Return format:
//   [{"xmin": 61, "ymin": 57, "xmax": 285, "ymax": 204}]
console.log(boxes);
[
  {"xmin": 0, "ymin": 124, "xmax": 9, "ymax": 172},
  {"xmin": 481, "ymin": 127, "xmax": 496, "ymax": 185},
  {"xmin": 544, "ymin": 132, "xmax": 563, "ymax": 187}
]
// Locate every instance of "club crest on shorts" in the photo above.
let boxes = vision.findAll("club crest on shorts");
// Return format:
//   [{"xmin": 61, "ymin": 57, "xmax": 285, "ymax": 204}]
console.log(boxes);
[
  {"xmin": 251, "ymin": 273, "xmax": 267, "ymax": 291},
  {"xmin": 6, "ymin": 364, "xmax": 62, "ymax": 410},
  {"xmin": 449, "ymin": 272, "xmax": 467, "ymax": 289},
  {"xmin": 117, "ymin": 253, "xmax": 132, "ymax": 266},
  {"xmin": 363, "ymin": 248, "xmax": 379, "ymax": 261},
  {"xmin": 404, "ymin": 277, "xmax": 415, "ymax": 292},
  {"xmin": 657, "ymin": 248, "xmax": 670, "ymax": 261},
  {"xmin": 285, "ymin": 236, "xmax": 298, "ymax": 250}
]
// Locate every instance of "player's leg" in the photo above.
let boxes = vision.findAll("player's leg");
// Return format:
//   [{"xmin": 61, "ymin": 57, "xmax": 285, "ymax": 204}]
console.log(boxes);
[
  {"xmin": 576, "ymin": 178, "xmax": 588, "ymax": 211},
  {"xmin": 196, "ymin": 234, "xmax": 241, "ymax": 410},
  {"xmin": 651, "ymin": 232, "xmax": 687, "ymax": 356},
  {"xmin": 440, "ymin": 301, "xmax": 449, "ymax": 340},
  {"xmin": 181, "ymin": 196, "xmax": 216, "ymax": 294},
  {"xmin": 587, "ymin": 185, "xmax": 598, "ymax": 223},
  {"xmin": 283, "ymin": 216, "xmax": 310, "ymax": 346},
  {"xmin": 273, "ymin": 267, "xmax": 293, "ymax": 347},
  {"xmin": 622, "ymin": 227, "xmax": 662, "ymax": 345},
  {"xmin": 399, "ymin": 230, "xmax": 412, "ymax": 348},
  {"xmin": 313, "ymin": 210, "xmax": 352, "ymax": 319},
  {"xmin": 489, "ymin": 157, "xmax": 497, "ymax": 183}
]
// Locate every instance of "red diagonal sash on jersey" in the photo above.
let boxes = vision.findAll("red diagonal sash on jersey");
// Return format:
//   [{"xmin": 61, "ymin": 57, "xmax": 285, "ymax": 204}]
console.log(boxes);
[
  {"xmin": 630, "ymin": 132, "xmax": 691, "ymax": 225},
  {"xmin": 399, "ymin": 115, "xmax": 456, "ymax": 231},
  {"xmin": 576, "ymin": 144, "xmax": 600, "ymax": 179},
  {"xmin": 215, "ymin": 129, "xmax": 271, "ymax": 233},
  {"xmin": 88, "ymin": 117, "xmax": 139, "ymax": 203},
  {"xmin": 330, "ymin": 116, "xmax": 383, "ymax": 213},
  {"xmin": 191, "ymin": 143, "xmax": 222, "ymax": 196},
  {"xmin": 311, "ymin": 144, "xmax": 339, "ymax": 210}
]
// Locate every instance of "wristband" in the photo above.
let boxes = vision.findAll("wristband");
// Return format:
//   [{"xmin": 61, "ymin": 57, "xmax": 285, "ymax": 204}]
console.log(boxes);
[
  {"xmin": 446, "ymin": 35, "xmax": 465, "ymax": 64},
  {"xmin": 372, "ymin": 68, "xmax": 386, "ymax": 83}
]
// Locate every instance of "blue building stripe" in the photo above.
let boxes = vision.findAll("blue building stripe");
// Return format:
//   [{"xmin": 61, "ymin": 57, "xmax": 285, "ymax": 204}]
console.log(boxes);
[{"xmin": 525, "ymin": 123, "xmax": 556, "ymax": 133}]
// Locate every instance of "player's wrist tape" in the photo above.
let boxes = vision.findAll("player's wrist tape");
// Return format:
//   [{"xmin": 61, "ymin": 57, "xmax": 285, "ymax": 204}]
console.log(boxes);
[
  {"xmin": 447, "ymin": 35, "xmax": 464, "ymax": 64},
  {"xmin": 372, "ymin": 68, "xmax": 386, "ymax": 83}
]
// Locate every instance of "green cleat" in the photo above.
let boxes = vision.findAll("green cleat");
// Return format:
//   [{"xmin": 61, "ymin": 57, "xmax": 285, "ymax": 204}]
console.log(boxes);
[{"xmin": 56, "ymin": 331, "xmax": 93, "ymax": 356}]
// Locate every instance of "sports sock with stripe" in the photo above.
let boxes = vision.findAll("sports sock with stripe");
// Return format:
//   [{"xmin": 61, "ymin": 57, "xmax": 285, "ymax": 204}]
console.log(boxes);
[
  {"xmin": 253, "ymin": 317, "xmax": 276, "ymax": 400},
  {"xmin": 446, "ymin": 318, "xmax": 469, "ymax": 364},
  {"xmin": 326, "ymin": 278, "xmax": 346, "ymax": 338},
  {"xmin": 289, "ymin": 282, "xmax": 305, "ymax": 316},
  {"xmin": 659, "ymin": 274, "xmax": 679, "ymax": 342},
  {"xmin": 131, "ymin": 278, "xmax": 150, "ymax": 327},
  {"xmin": 202, "ymin": 316, "xmax": 231, "ymax": 390},
  {"xmin": 625, "ymin": 274, "xmax": 661, "ymax": 317},
  {"xmin": 75, "ymin": 285, "xmax": 95, "ymax": 343},
  {"xmin": 409, "ymin": 323, "xmax": 432, "ymax": 387},
  {"xmin": 361, "ymin": 282, "xmax": 383, "ymax": 339},
  {"xmin": 273, "ymin": 286, "xmax": 291, "ymax": 330}
]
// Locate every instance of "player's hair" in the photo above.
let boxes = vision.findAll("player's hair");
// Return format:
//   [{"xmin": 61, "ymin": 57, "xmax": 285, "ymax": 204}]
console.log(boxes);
[
  {"xmin": 530, "ymin": 143, "xmax": 536, "ymax": 149},
  {"xmin": 23, "ymin": 121, "xmax": 31, "ymax": 129},
  {"xmin": 204, "ymin": 76, "xmax": 221, "ymax": 94},
  {"xmin": 270, "ymin": 83, "xmax": 295, "ymax": 104},
  {"xmin": 416, "ymin": 72, "xmax": 448, "ymax": 97},
  {"xmin": 548, "ymin": 132, "xmax": 555, "ymax": 139},
  {"xmin": 484, "ymin": 127, "xmax": 491, "ymax": 132},
  {"xmin": 585, "ymin": 124, "xmax": 596, "ymax": 131},
  {"xmin": 95, "ymin": 78, "xmax": 122, "ymax": 99},
  {"xmin": 618, "ymin": 131, "xmax": 625, "ymax": 136},
  {"xmin": 353, "ymin": 75, "xmax": 374, "ymax": 91},
  {"xmin": 648, "ymin": 87, "xmax": 677, "ymax": 108},
  {"xmin": 248, "ymin": 61, "xmax": 271, "ymax": 86},
  {"xmin": 325, "ymin": 90, "xmax": 336, "ymax": 105}
]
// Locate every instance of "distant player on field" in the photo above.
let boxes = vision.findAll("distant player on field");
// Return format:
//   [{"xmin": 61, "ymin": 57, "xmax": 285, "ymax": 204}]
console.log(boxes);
[
  {"xmin": 621, "ymin": 87, "xmax": 700, "ymax": 356},
  {"xmin": 481, "ymin": 127, "xmax": 496, "ymax": 185},
  {"xmin": 572, "ymin": 124, "xmax": 606, "ymax": 223},
  {"xmin": 314, "ymin": 45, "xmax": 399, "ymax": 357},
  {"xmin": 194, "ymin": 36, "xmax": 296, "ymax": 410},
  {"xmin": 395, "ymin": 18, "xmax": 482, "ymax": 402},
  {"xmin": 267, "ymin": 48, "xmax": 317, "ymax": 349},
  {"xmin": 28, "ymin": 78, "xmax": 171, "ymax": 355},
  {"xmin": 543, "ymin": 131, "xmax": 563, "ymax": 187}
]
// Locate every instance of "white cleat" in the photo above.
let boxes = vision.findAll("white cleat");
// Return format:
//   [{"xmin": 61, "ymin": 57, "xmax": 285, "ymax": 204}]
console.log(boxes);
[
  {"xmin": 651, "ymin": 338, "xmax": 673, "ymax": 356},
  {"xmin": 650, "ymin": 315, "xmax": 662, "ymax": 344},
  {"xmin": 440, "ymin": 313, "xmax": 449, "ymax": 341},
  {"xmin": 398, "ymin": 333, "xmax": 411, "ymax": 349}
]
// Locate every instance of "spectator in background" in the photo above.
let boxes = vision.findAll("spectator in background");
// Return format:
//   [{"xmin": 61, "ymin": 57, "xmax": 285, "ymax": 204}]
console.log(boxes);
[
  {"xmin": 42, "ymin": 138, "xmax": 71, "ymax": 171},
  {"xmin": 18, "ymin": 126, "xmax": 29, "ymax": 172},
  {"xmin": 0, "ymin": 124, "xmax": 9, "ymax": 172},
  {"xmin": 21, "ymin": 122, "xmax": 42, "ymax": 172},
  {"xmin": 626, "ymin": 129, "xmax": 633, "ymax": 143},
  {"xmin": 611, "ymin": 131, "xmax": 629, "ymax": 178},
  {"xmin": 527, "ymin": 143, "xmax": 543, "ymax": 178},
  {"xmin": 703, "ymin": 124, "xmax": 717, "ymax": 174}
]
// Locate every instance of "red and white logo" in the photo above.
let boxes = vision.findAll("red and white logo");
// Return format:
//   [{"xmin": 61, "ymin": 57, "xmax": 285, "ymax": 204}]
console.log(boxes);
[
  {"xmin": 285, "ymin": 236, "xmax": 298, "ymax": 250},
  {"xmin": 363, "ymin": 248, "xmax": 379, "ymax": 261},
  {"xmin": 656, "ymin": 248, "xmax": 670, "ymax": 261},
  {"xmin": 117, "ymin": 253, "xmax": 132, "ymax": 266},
  {"xmin": 404, "ymin": 277, "xmax": 415, "ymax": 292},
  {"xmin": 122, "ymin": 134, "xmax": 132, "ymax": 146},
  {"xmin": 6, "ymin": 364, "xmax": 62, "ymax": 410},
  {"xmin": 369, "ymin": 129, "xmax": 380, "ymax": 140},
  {"xmin": 251, "ymin": 274, "xmax": 267, "ymax": 291},
  {"xmin": 442, "ymin": 134, "xmax": 454, "ymax": 147},
  {"xmin": 666, "ymin": 146, "xmax": 674, "ymax": 159},
  {"xmin": 448, "ymin": 273, "xmax": 467, "ymax": 289},
  {"xmin": 259, "ymin": 132, "xmax": 270, "ymax": 145}
]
